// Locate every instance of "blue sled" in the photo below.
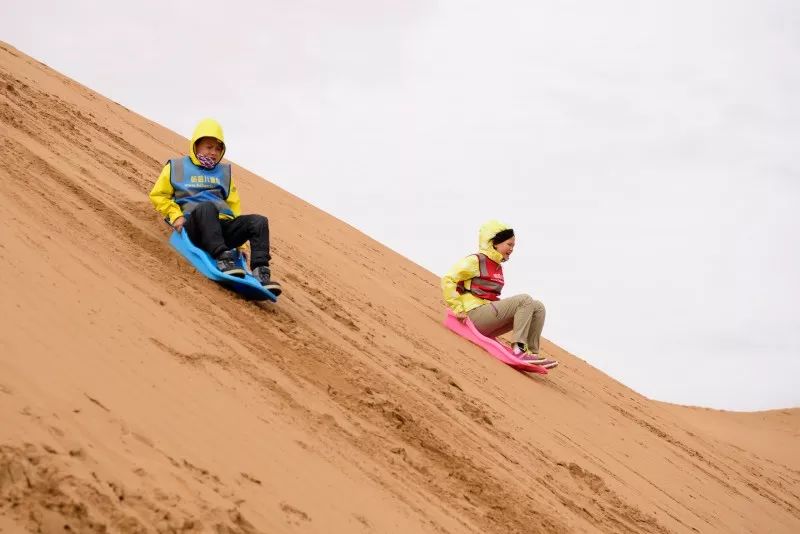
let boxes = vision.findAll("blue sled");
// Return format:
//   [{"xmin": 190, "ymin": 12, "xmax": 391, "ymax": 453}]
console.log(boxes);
[{"xmin": 168, "ymin": 230, "xmax": 278, "ymax": 302}]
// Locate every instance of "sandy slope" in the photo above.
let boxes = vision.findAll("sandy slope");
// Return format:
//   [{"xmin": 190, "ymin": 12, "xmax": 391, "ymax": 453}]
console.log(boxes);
[{"xmin": 0, "ymin": 42, "xmax": 798, "ymax": 534}]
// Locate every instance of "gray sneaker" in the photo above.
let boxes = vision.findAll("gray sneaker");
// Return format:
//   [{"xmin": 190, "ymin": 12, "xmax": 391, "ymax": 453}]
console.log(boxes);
[
  {"xmin": 252, "ymin": 266, "xmax": 282, "ymax": 296},
  {"xmin": 215, "ymin": 250, "xmax": 245, "ymax": 277}
]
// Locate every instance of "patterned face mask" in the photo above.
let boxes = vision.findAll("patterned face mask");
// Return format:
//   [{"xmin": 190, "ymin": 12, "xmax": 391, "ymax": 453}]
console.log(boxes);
[{"xmin": 197, "ymin": 154, "xmax": 217, "ymax": 169}]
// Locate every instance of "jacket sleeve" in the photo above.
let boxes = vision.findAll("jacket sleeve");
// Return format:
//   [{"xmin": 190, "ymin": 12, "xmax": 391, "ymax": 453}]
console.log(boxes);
[
  {"xmin": 148, "ymin": 164, "xmax": 184, "ymax": 224},
  {"xmin": 441, "ymin": 255, "xmax": 480, "ymax": 313},
  {"xmin": 226, "ymin": 177, "xmax": 242, "ymax": 218}
]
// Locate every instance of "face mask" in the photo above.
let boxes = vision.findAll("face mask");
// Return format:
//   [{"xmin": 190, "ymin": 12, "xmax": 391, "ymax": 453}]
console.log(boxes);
[{"xmin": 197, "ymin": 154, "xmax": 217, "ymax": 169}]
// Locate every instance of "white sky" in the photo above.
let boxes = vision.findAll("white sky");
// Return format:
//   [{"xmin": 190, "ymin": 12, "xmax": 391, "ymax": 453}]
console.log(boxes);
[{"xmin": 4, "ymin": 0, "xmax": 799, "ymax": 411}]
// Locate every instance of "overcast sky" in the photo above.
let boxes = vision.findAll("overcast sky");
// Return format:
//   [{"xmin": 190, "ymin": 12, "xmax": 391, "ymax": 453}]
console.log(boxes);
[{"xmin": 4, "ymin": 0, "xmax": 798, "ymax": 411}]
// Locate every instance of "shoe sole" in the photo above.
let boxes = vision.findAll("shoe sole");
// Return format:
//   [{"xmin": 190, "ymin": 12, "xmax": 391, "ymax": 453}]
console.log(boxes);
[
  {"xmin": 262, "ymin": 283, "xmax": 282, "ymax": 296},
  {"xmin": 520, "ymin": 358, "xmax": 547, "ymax": 364},
  {"xmin": 519, "ymin": 357, "xmax": 559, "ymax": 370},
  {"xmin": 222, "ymin": 268, "xmax": 246, "ymax": 278}
]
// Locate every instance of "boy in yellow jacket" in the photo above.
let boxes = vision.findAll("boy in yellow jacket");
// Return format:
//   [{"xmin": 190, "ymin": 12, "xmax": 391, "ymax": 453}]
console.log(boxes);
[
  {"xmin": 441, "ymin": 220, "xmax": 556, "ymax": 368},
  {"xmin": 149, "ymin": 118, "xmax": 281, "ymax": 295}
]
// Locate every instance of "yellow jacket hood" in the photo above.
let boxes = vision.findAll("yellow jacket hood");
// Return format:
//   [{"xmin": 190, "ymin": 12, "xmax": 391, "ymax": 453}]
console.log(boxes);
[
  {"xmin": 478, "ymin": 219, "xmax": 509, "ymax": 263},
  {"xmin": 189, "ymin": 118, "xmax": 226, "ymax": 165}
]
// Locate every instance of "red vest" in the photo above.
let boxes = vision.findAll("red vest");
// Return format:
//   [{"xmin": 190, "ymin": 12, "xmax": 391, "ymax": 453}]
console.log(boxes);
[{"xmin": 457, "ymin": 253, "xmax": 504, "ymax": 301}]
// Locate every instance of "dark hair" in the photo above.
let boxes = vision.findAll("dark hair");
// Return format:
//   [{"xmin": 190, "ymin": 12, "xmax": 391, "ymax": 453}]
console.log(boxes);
[{"xmin": 491, "ymin": 228, "xmax": 514, "ymax": 245}]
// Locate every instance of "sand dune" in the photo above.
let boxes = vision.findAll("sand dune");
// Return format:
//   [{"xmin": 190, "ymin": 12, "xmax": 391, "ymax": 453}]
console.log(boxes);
[{"xmin": 1, "ymin": 42, "xmax": 798, "ymax": 533}]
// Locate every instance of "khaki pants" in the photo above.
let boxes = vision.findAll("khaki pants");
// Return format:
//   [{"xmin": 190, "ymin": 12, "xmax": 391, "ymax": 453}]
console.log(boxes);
[{"xmin": 467, "ymin": 294, "xmax": 546, "ymax": 354}]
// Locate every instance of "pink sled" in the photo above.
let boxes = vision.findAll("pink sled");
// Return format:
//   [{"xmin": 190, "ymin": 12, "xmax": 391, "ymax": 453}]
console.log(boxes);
[{"xmin": 443, "ymin": 310, "xmax": 548, "ymax": 375}]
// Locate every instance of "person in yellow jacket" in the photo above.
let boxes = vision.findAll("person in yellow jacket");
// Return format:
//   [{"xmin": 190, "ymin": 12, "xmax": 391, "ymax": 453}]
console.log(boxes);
[
  {"xmin": 149, "ymin": 118, "xmax": 281, "ymax": 295},
  {"xmin": 441, "ymin": 220, "xmax": 556, "ymax": 368}
]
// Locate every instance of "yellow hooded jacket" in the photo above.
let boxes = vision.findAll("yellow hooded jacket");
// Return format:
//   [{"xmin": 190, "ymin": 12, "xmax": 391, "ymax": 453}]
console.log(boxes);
[
  {"xmin": 441, "ymin": 220, "xmax": 510, "ymax": 314},
  {"xmin": 148, "ymin": 118, "xmax": 242, "ymax": 224}
]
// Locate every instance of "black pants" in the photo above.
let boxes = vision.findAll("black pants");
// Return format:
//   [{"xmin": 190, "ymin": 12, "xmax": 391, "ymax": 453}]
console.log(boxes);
[{"xmin": 184, "ymin": 202, "xmax": 271, "ymax": 268}]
